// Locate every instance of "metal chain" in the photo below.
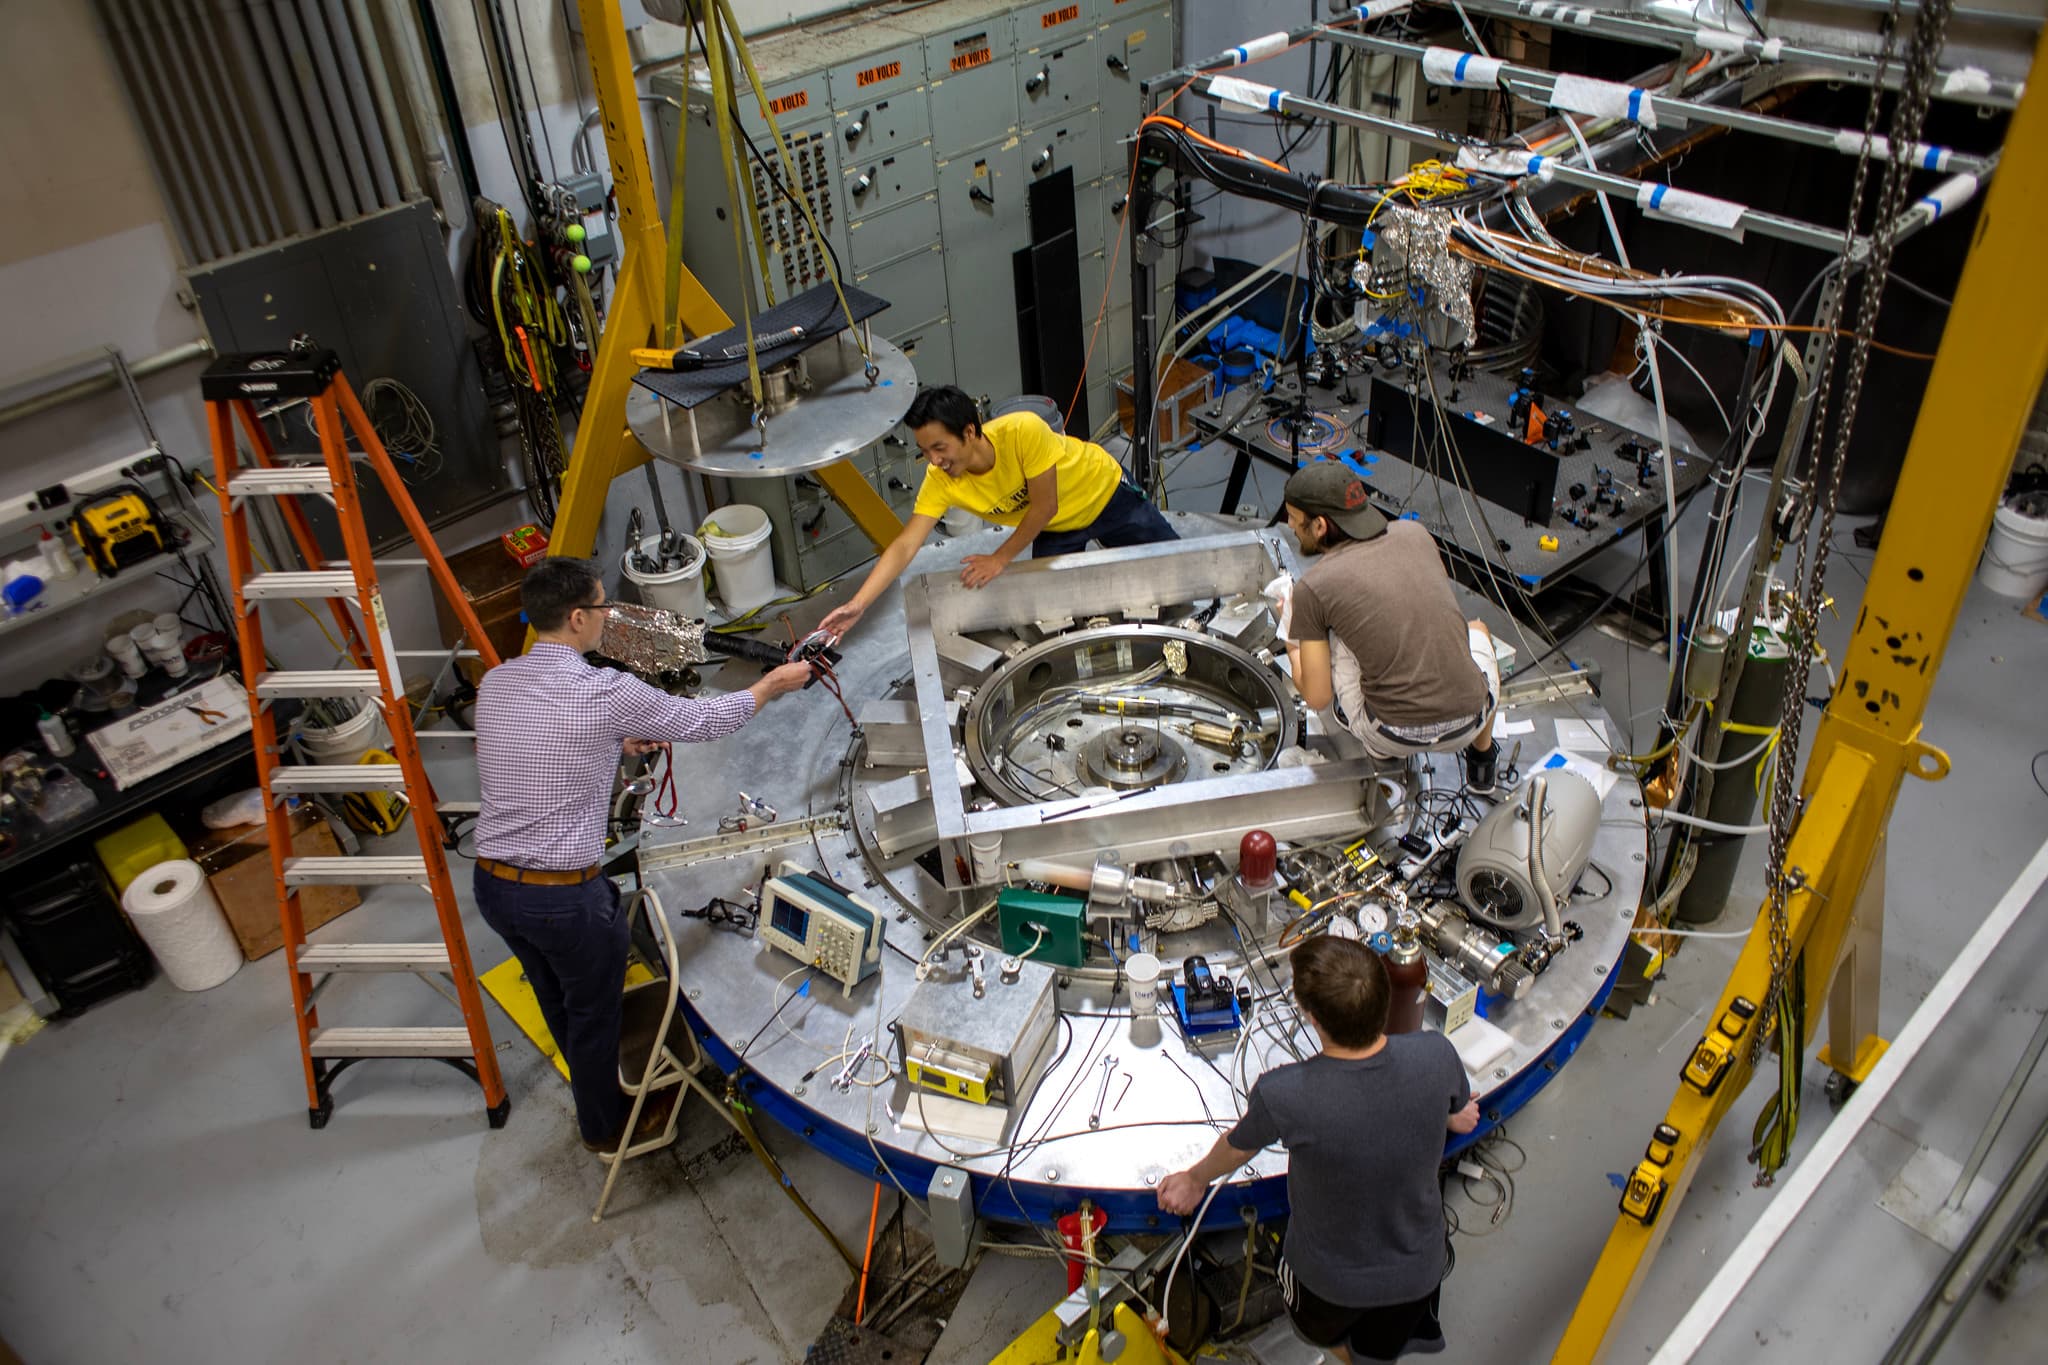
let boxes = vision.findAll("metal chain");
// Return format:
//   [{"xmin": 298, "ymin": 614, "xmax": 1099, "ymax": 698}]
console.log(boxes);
[{"xmin": 1751, "ymin": 0, "xmax": 1957, "ymax": 1066}]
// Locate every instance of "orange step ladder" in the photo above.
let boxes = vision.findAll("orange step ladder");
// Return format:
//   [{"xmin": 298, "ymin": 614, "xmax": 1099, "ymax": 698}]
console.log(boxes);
[{"xmin": 201, "ymin": 343, "xmax": 508, "ymax": 1129}]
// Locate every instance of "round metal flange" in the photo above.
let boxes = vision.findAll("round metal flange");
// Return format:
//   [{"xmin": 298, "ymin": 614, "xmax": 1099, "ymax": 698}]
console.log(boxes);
[
  {"xmin": 1077, "ymin": 726, "xmax": 1188, "ymax": 791},
  {"xmin": 625, "ymin": 332, "xmax": 917, "ymax": 477}
]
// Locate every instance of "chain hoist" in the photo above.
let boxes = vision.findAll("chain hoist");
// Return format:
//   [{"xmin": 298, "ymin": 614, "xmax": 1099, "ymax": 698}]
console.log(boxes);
[{"xmin": 1749, "ymin": 0, "xmax": 1957, "ymax": 1185}]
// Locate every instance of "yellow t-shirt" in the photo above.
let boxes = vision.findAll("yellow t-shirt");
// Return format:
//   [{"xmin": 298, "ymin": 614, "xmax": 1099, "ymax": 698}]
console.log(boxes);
[{"xmin": 911, "ymin": 412, "xmax": 1122, "ymax": 533}]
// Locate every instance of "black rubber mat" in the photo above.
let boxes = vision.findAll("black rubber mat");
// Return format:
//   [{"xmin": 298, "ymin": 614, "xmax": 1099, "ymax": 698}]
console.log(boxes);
[{"xmin": 631, "ymin": 282, "xmax": 891, "ymax": 410}]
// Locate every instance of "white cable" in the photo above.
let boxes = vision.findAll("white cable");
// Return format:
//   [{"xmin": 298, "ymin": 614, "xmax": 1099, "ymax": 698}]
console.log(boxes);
[
  {"xmin": 1677, "ymin": 723, "xmax": 1778, "ymax": 773},
  {"xmin": 1647, "ymin": 808, "xmax": 1771, "ymax": 835},
  {"xmin": 917, "ymin": 902, "xmax": 996, "ymax": 977},
  {"xmin": 1557, "ymin": 114, "xmax": 1682, "ymax": 688},
  {"xmin": 1159, "ymin": 1180, "xmax": 1226, "ymax": 1340},
  {"xmin": 1713, "ymin": 533, "xmax": 1759, "ymax": 614}
]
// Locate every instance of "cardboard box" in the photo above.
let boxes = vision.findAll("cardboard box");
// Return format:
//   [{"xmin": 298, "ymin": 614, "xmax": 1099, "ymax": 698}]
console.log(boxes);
[
  {"xmin": 501, "ymin": 523, "xmax": 550, "ymax": 567},
  {"xmin": 188, "ymin": 807, "xmax": 360, "ymax": 961}
]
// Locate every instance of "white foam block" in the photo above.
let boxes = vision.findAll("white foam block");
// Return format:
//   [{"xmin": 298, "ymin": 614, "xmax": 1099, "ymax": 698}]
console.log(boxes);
[{"xmin": 1450, "ymin": 1013, "xmax": 1515, "ymax": 1081}]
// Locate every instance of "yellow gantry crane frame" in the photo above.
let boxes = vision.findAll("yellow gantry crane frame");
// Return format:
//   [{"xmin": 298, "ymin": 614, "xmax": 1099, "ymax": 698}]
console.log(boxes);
[
  {"xmin": 1556, "ymin": 24, "xmax": 2048, "ymax": 1362},
  {"xmin": 554, "ymin": 0, "xmax": 902, "ymax": 564}
]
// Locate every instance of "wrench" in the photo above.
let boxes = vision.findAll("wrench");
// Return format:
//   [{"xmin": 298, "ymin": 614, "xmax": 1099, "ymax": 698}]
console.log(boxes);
[{"xmin": 1088, "ymin": 1054, "xmax": 1120, "ymax": 1130}]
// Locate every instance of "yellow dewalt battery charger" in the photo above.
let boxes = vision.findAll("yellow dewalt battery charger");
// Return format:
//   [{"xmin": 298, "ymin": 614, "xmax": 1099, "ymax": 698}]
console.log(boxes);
[{"xmin": 70, "ymin": 485, "xmax": 166, "ymax": 575}]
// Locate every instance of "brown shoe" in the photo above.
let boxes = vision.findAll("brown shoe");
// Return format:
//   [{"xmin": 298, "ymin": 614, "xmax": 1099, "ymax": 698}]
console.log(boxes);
[{"xmin": 582, "ymin": 1087, "xmax": 680, "ymax": 1158}]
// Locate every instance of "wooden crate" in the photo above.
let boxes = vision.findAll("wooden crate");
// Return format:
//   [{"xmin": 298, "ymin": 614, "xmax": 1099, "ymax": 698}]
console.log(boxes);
[
  {"xmin": 1116, "ymin": 358, "xmax": 1214, "ymax": 447},
  {"xmin": 433, "ymin": 534, "xmax": 530, "ymax": 666}
]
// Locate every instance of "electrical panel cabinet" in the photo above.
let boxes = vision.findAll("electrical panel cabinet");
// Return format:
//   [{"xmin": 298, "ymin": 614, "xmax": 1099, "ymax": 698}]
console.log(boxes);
[{"xmin": 653, "ymin": 0, "xmax": 1174, "ymax": 591}]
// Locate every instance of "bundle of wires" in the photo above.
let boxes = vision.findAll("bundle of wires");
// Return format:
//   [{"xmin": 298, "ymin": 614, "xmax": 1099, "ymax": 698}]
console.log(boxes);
[{"xmin": 470, "ymin": 199, "xmax": 572, "ymax": 528}]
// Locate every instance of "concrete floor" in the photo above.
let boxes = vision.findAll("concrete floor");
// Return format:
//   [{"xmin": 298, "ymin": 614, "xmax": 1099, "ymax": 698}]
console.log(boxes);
[{"xmin": 2, "ymin": 506, "xmax": 2045, "ymax": 1364}]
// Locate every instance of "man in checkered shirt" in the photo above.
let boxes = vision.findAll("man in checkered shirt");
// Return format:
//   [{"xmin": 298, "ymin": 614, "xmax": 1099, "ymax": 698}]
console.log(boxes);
[{"xmin": 474, "ymin": 557, "xmax": 812, "ymax": 1155}]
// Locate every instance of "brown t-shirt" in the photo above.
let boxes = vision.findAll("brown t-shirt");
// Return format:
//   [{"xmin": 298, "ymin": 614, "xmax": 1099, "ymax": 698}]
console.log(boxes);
[{"xmin": 1288, "ymin": 521, "xmax": 1488, "ymax": 727}]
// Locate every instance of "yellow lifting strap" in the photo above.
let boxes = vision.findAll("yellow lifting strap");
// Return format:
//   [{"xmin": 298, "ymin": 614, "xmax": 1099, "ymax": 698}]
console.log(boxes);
[
  {"xmin": 711, "ymin": 0, "xmax": 869, "ymax": 363},
  {"xmin": 699, "ymin": 0, "xmax": 766, "ymax": 406},
  {"xmin": 659, "ymin": 13, "xmax": 694, "ymax": 352}
]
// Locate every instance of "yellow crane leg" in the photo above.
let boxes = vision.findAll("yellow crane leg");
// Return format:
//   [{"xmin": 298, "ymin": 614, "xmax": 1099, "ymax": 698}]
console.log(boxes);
[
  {"xmin": 991, "ymin": 1301, "xmax": 1189, "ymax": 1365},
  {"xmin": 533, "ymin": 0, "xmax": 902, "ymax": 649},
  {"xmin": 1554, "ymin": 23, "xmax": 2048, "ymax": 1361}
]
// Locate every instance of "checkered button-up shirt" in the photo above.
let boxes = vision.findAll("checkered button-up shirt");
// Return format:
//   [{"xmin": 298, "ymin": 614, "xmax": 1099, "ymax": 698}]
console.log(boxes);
[{"xmin": 474, "ymin": 642, "xmax": 757, "ymax": 870}]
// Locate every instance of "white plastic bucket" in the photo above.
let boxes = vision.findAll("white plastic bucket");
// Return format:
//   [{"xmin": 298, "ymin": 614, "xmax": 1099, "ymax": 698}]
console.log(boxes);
[
  {"xmin": 700, "ymin": 504, "xmax": 777, "ymax": 613},
  {"xmin": 1979, "ymin": 496, "xmax": 2048, "ymax": 600},
  {"xmin": 621, "ymin": 532, "xmax": 709, "ymax": 621},
  {"xmin": 300, "ymin": 701, "xmax": 388, "ymax": 765}
]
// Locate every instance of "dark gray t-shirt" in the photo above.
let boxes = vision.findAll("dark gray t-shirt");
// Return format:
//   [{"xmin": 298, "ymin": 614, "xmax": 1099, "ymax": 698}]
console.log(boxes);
[{"xmin": 1226, "ymin": 1032, "xmax": 1471, "ymax": 1307}]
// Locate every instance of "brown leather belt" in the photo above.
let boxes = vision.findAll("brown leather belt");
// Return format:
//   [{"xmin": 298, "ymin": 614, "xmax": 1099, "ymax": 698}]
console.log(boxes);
[{"xmin": 477, "ymin": 856, "xmax": 601, "ymax": 886}]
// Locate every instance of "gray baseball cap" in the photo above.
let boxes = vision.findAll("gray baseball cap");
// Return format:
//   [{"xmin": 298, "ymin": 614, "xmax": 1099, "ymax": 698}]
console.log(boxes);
[{"xmin": 1283, "ymin": 461, "xmax": 1388, "ymax": 540}]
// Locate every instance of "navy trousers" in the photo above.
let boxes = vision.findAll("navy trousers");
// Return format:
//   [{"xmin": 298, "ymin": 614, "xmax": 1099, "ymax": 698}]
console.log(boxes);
[
  {"xmin": 473, "ymin": 866, "xmax": 629, "ymax": 1144},
  {"xmin": 1031, "ymin": 482, "xmax": 1178, "ymax": 558}
]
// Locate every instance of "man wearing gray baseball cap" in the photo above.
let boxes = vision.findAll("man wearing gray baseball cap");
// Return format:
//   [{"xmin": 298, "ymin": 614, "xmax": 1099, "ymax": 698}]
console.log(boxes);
[{"xmin": 1273, "ymin": 461, "xmax": 1501, "ymax": 792}]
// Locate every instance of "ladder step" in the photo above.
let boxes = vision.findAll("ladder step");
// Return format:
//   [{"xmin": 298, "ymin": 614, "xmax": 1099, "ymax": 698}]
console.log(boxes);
[
  {"xmin": 243, "ymin": 570, "xmax": 359, "ymax": 601},
  {"xmin": 295, "ymin": 942, "xmax": 451, "ymax": 973},
  {"xmin": 283, "ymin": 856, "xmax": 429, "ymax": 886},
  {"xmin": 308, "ymin": 1026, "xmax": 475, "ymax": 1058},
  {"xmin": 328, "ymin": 558, "xmax": 427, "ymax": 568},
  {"xmin": 228, "ymin": 467, "xmax": 333, "ymax": 498},
  {"xmin": 255, "ymin": 669, "xmax": 384, "ymax": 699},
  {"xmin": 268, "ymin": 763, "xmax": 410, "ymax": 794},
  {"xmin": 436, "ymin": 800, "xmax": 482, "ymax": 814},
  {"xmin": 396, "ymin": 650, "xmax": 483, "ymax": 659}
]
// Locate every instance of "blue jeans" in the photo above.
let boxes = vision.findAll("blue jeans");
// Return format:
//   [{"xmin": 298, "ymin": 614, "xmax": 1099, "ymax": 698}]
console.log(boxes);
[
  {"xmin": 473, "ymin": 866, "xmax": 629, "ymax": 1145},
  {"xmin": 1031, "ymin": 482, "xmax": 1179, "ymax": 558}
]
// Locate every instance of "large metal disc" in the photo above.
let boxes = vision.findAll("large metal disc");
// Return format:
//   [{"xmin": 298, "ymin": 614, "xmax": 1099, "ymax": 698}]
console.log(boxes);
[{"xmin": 626, "ymin": 332, "xmax": 917, "ymax": 477}]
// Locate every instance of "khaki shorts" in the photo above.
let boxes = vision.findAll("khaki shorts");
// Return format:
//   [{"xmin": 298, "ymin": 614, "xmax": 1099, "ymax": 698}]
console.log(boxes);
[{"xmin": 1332, "ymin": 625, "xmax": 1500, "ymax": 761}]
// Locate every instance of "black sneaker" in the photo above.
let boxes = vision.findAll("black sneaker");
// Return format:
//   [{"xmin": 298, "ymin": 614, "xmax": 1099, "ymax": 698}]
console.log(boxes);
[{"xmin": 1463, "ymin": 742, "xmax": 1497, "ymax": 795}]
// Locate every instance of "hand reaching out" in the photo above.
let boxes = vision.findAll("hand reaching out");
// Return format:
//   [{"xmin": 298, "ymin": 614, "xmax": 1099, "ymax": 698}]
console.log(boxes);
[{"xmin": 960, "ymin": 554, "xmax": 1009, "ymax": 589}]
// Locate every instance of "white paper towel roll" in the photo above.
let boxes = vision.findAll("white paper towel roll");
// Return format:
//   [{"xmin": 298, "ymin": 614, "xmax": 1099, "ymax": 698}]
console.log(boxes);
[{"xmin": 122, "ymin": 860, "xmax": 243, "ymax": 992}]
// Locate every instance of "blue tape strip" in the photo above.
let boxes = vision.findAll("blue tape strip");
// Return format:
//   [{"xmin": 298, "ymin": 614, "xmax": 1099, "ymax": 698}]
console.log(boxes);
[
  {"xmin": 1527, "ymin": 154, "xmax": 1545, "ymax": 175},
  {"xmin": 1520, "ymin": 574, "xmax": 1541, "ymax": 586},
  {"xmin": 1922, "ymin": 146, "xmax": 1943, "ymax": 170},
  {"xmin": 1749, "ymin": 329, "xmax": 1765, "ymax": 349},
  {"xmin": 1339, "ymin": 451, "xmax": 1375, "ymax": 481},
  {"xmin": 1232, "ymin": 45, "xmax": 1249, "ymax": 64},
  {"xmin": 1919, "ymin": 194, "xmax": 1943, "ymax": 220},
  {"xmin": 1627, "ymin": 88, "xmax": 1644, "ymax": 123},
  {"xmin": 1648, "ymin": 183, "xmax": 1668, "ymax": 211},
  {"xmin": 1269, "ymin": 90, "xmax": 1284, "ymax": 111},
  {"xmin": 1454, "ymin": 52, "xmax": 1473, "ymax": 82}
]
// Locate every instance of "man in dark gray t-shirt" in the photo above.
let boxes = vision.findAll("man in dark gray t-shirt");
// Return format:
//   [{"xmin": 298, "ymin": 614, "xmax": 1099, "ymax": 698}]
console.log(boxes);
[{"xmin": 1159, "ymin": 936, "xmax": 1478, "ymax": 1362}]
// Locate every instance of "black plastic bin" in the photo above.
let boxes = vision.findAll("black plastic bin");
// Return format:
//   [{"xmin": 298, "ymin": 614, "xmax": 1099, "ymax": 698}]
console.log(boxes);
[{"xmin": 5, "ymin": 860, "xmax": 153, "ymax": 1016}]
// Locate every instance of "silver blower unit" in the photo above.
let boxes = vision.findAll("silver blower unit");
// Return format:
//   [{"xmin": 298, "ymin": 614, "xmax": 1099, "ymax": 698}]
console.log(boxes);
[{"xmin": 1456, "ymin": 770, "xmax": 1601, "ymax": 935}]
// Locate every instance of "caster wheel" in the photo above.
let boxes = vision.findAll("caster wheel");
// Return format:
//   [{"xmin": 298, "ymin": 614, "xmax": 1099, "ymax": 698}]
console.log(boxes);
[{"xmin": 1824, "ymin": 1070, "xmax": 1858, "ymax": 1111}]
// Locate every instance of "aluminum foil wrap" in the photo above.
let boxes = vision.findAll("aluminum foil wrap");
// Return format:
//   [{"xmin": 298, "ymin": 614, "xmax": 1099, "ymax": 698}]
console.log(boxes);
[
  {"xmin": 1368, "ymin": 203, "xmax": 1475, "ymax": 351},
  {"xmin": 598, "ymin": 601, "xmax": 708, "ymax": 681}
]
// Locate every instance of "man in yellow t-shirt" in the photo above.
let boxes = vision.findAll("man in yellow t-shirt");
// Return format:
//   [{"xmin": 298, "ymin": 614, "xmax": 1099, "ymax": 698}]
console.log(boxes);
[{"xmin": 819, "ymin": 386, "xmax": 1177, "ymax": 639}]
